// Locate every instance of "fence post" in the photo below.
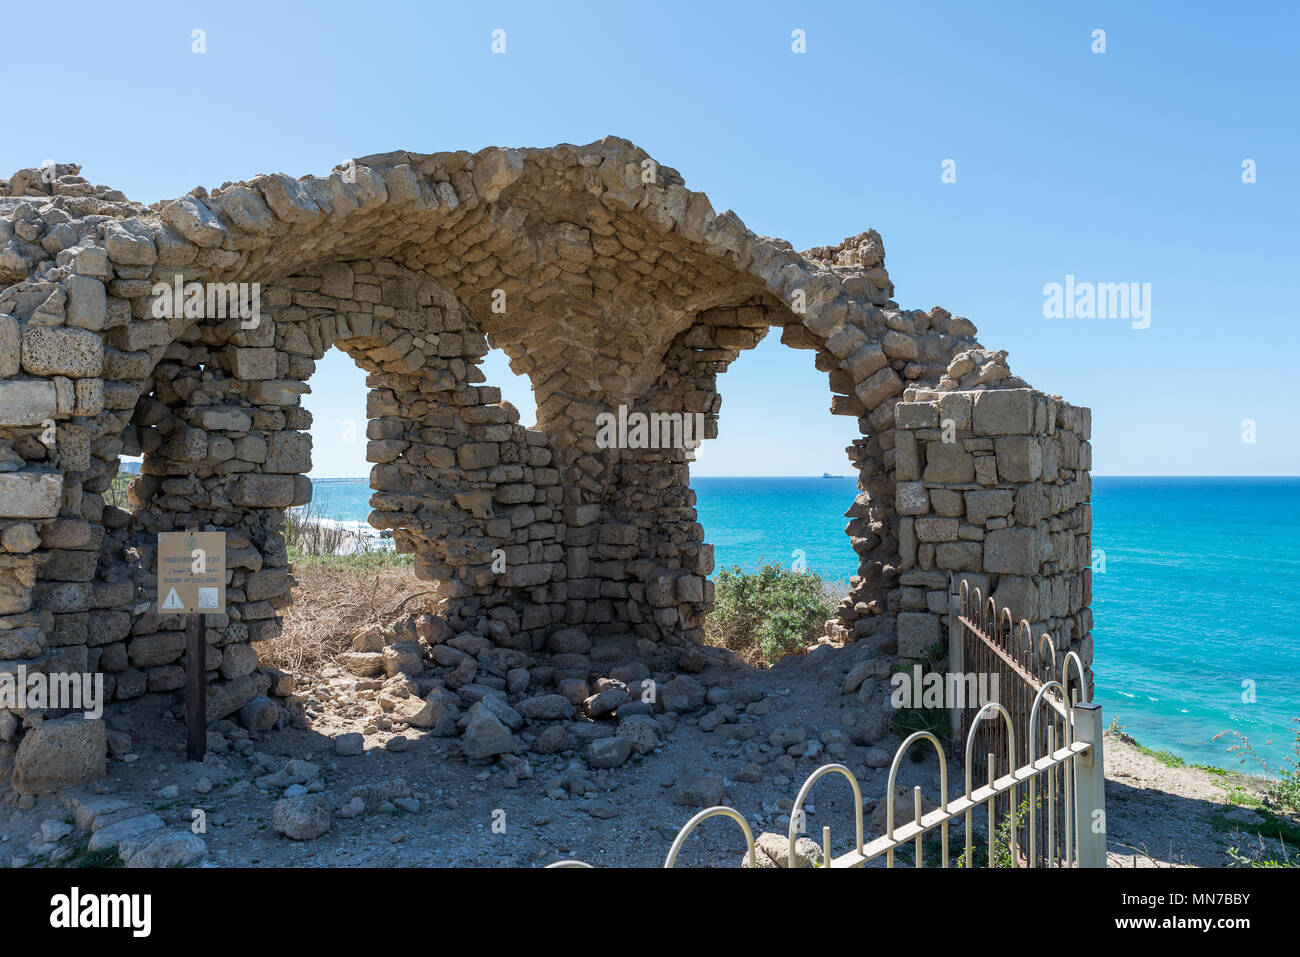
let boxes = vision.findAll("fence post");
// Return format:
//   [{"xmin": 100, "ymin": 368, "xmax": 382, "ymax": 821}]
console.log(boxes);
[
  {"xmin": 1072, "ymin": 701, "xmax": 1107, "ymax": 868},
  {"xmin": 947, "ymin": 574, "xmax": 963, "ymax": 752}
]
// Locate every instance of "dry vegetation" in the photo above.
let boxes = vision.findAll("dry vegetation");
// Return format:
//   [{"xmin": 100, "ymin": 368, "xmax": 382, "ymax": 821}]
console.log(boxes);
[
  {"xmin": 283, "ymin": 501, "xmax": 353, "ymax": 556},
  {"xmin": 263, "ymin": 553, "xmax": 440, "ymax": 674},
  {"xmin": 267, "ymin": 551, "xmax": 849, "ymax": 677}
]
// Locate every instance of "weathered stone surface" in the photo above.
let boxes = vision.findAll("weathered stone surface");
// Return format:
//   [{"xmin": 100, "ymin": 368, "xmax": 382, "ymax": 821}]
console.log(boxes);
[
  {"xmin": 382, "ymin": 641, "xmax": 423, "ymax": 678},
  {"xmin": 21, "ymin": 326, "xmax": 102, "ymax": 377},
  {"xmin": 461, "ymin": 701, "xmax": 516, "ymax": 759},
  {"xmin": 663, "ymin": 674, "xmax": 706, "ymax": 712},
  {"xmin": 162, "ymin": 196, "xmax": 227, "ymax": 246},
  {"xmin": 0, "ymin": 315, "xmax": 18, "ymax": 377},
  {"xmin": 897, "ymin": 612, "xmax": 941, "ymax": 658},
  {"xmin": 896, "ymin": 481, "xmax": 929, "ymax": 516},
  {"xmin": 517, "ymin": 694, "xmax": 574, "ymax": 721},
  {"xmin": 0, "ymin": 471, "xmax": 63, "ymax": 518},
  {"xmin": 616, "ymin": 715, "xmax": 659, "ymax": 754},
  {"xmin": 983, "ymin": 527, "xmax": 1040, "ymax": 576},
  {"xmin": 12, "ymin": 717, "xmax": 107, "ymax": 794},
  {"xmin": 272, "ymin": 795, "xmax": 331, "ymax": 840},
  {"xmin": 103, "ymin": 219, "xmax": 157, "ymax": 264},
  {"xmin": 992, "ymin": 575, "xmax": 1039, "ymax": 622},
  {"xmin": 754, "ymin": 831, "xmax": 825, "ymax": 868},
  {"xmin": 231, "ymin": 473, "xmax": 300, "ymax": 506},
  {"xmin": 240, "ymin": 696, "xmax": 279, "ymax": 731},
  {"xmin": 995, "ymin": 435, "xmax": 1042, "ymax": 483},
  {"xmin": 340, "ymin": 651, "xmax": 384, "ymax": 677},
  {"xmin": 87, "ymin": 813, "xmax": 165, "ymax": 853},
  {"xmin": 123, "ymin": 830, "xmax": 208, "ymax": 868},
  {"xmin": 924, "ymin": 443, "xmax": 975, "ymax": 483},
  {"xmin": 585, "ymin": 736, "xmax": 632, "ymax": 768},
  {"xmin": 63, "ymin": 275, "xmax": 107, "ymax": 331},
  {"xmin": 965, "ymin": 488, "xmax": 1014, "ymax": 525},
  {"xmin": 672, "ymin": 773, "xmax": 725, "ymax": 807}
]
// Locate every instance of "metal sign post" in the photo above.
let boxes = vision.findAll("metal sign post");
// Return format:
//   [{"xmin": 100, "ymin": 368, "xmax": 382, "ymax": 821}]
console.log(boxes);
[{"xmin": 158, "ymin": 529, "xmax": 226, "ymax": 762}]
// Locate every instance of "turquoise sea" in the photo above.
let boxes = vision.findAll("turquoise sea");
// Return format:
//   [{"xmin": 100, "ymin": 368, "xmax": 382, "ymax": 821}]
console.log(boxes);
[{"xmin": 306, "ymin": 475, "xmax": 1300, "ymax": 772}]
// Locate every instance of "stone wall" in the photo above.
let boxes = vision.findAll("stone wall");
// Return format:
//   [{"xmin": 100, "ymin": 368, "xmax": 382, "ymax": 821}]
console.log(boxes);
[
  {"xmin": 891, "ymin": 378, "xmax": 1094, "ymax": 691},
  {"xmin": 0, "ymin": 137, "xmax": 1092, "ymax": 787}
]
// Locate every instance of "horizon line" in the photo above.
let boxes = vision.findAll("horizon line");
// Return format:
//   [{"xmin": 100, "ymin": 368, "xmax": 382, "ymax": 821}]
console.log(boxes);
[{"xmin": 305, "ymin": 473, "xmax": 1300, "ymax": 480}]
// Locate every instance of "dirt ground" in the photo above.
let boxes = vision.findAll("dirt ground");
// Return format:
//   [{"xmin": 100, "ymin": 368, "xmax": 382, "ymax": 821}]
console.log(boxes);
[
  {"xmin": 1102, "ymin": 731, "xmax": 1294, "ymax": 868},
  {"xmin": 3, "ymin": 639, "xmax": 1292, "ymax": 869}
]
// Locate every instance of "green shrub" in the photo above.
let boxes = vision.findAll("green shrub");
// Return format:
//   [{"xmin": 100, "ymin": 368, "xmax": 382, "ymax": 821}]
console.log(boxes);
[{"xmin": 705, "ymin": 563, "xmax": 837, "ymax": 664}]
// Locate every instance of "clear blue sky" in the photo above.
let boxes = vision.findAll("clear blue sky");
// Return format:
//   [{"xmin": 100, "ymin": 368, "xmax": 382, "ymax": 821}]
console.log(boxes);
[{"xmin": 9, "ymin": 1, "xmax": 1296, "ymax": 477}]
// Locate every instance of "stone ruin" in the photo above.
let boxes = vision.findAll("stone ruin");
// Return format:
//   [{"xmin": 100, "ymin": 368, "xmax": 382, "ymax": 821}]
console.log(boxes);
[{"xmin": 0, "ymin": 138, "xmax": 1093, "ymax": 791}]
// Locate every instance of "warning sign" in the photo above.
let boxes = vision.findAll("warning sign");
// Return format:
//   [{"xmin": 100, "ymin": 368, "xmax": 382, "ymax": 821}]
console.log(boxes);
[{"xmin": 157, "ymin": 531, "xmax": 227, "ymax": 614}]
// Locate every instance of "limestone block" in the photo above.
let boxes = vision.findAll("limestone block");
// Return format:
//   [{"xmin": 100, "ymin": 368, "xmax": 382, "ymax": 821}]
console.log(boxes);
[
  {"xmin": 992, "ymin": 575, "xmax": 1039, "ymax": 622},
  {"xmin": 896, "ymin": 482, "xmax": 929, "ymax": 516},
  {"xmin": 231, "ymin": 473, "xmax": 300, "ymax": 507},
  {"xmin": 914, "ymin": 517, "xmax": 958, "ymax": 542},
  {"xmin": 74, "ymin": 378, "xmax": 103, "ymax": 415},
  {"xmin": 965, "ymin": 488, "xmax": 1014, "ymax": 525},
  {"xmin": 161, "ymin": 196, "xmax": 227, "ymax": 247},
  {"xmin": 232, "ymin": 347, "xmax": 278, "ymax": 380},
  {"xmin": 937, "ymin": 392, "xmax": 972, "ymax": 431},
  {"xmin": 265, "ymin": 431, "xmax": 312, "ymax": 472},
  {"xmin": 897, "ymin": 612, "xmax": 940, "ymax": 658},
  {"xmin": 899, "ymin": 516, "xmax": 916, "ymax": 567},
  {"xmin": 0, "ymin": 379, "xmax": 57, "ymax": 425},
  {"xmin": 895, "ymin": 401, "xmax": 937, "ymax": 429},
  {"xmin": 995, "ymin": 436, "xmax": 1042, "ymax": 483},
  {"xmin": 855, "ymin": 365, "xmax": 903, "ymax": 409},
  {"xmin": 984, "ymin": 527, "xmax": 1040, "ymax": 576},
  {"xmin": 929, "ymin": 489, "xmax": 965, "ymax": 517},
  {"xmin": 197, "ymin": 406, "xmax": 252, "ymax": 431},
  {"xmin": 70, "ymin": 245, "xmax": 111, "ymax": 278},
  {"xmin": 825, "ymin": 323, "xmax": 867, "ymax": 358},
  {"xmin": 457, "ymin": 443, "xmax": 499, "ymax": 469},
  {"xmin": 20, "ymin": 326, "xmax": 103, "ymax": 377},
  {"xmin": 0, "ymin": 471, "xmax": 63, "ymax": 518},
  {"xmin": 0, "ymin": 315, "xmax": 18, "ymax": 376},
  {"xmin": 256, "ymin": 173, "xmax": 323, "ymax": 223},
  {"xmin": 881, "ymin": 329, "xmax": 918, "ymax": 360},
  {"xmin": 103, "ymin": 219, "xmax": 157, "ymax": 265},
  {"xmin": 65, "ymin": 274, "xmax": 107, "ymax": 331},
  {"xmin": 972, "ymin": 389, "xmax": 1034, "ymax": 435},
  {"xmin": 12, "ymin": 717, "xmax": 107, "ymax": 794},
  {"xmin": 935, "ymin": 541, "xmax": 982, "ymax": 571},
  {"xmin": 924, "ymin": 442, "xmax": 975, "ymax": 483}
]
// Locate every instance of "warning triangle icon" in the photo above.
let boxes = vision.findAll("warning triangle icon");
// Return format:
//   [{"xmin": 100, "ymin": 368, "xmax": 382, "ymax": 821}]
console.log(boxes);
[{"xmin": 161, "ymin": 588, "xmax": 185, "ymax": 610}]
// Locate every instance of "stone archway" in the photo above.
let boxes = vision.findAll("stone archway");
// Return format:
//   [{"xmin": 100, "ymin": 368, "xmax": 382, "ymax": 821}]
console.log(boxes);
[{"xmin": 0, "ymin": 138, "xmax": 1093, "ymax": 790}]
